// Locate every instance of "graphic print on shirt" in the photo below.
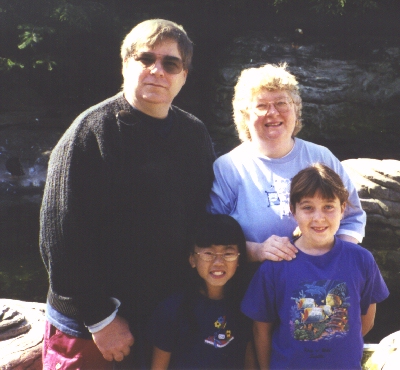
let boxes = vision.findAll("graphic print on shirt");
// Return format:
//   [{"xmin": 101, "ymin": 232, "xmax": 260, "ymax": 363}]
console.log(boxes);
[
  {"xmin": 204, "ymin": 315, "xmax": 234, "ymax": 348},
  {"xmin": 264, "ymin": 177, "xmax": 291, "ymax": 218},
  {"xmin": 290, "ymin": 280, "xmax": 349, "ymax": 341}
]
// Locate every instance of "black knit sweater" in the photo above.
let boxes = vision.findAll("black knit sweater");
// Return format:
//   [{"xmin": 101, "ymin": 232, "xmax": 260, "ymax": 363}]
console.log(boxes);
[{"xmin": 39, "ymin": 92, "xmax": 215, "ymax": 327}]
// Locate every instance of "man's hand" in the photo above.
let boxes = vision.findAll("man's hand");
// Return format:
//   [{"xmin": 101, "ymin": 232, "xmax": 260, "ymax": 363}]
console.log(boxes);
[
  {"xmin": 92, "ymin": 315, "xmax": 135, "ymax": 362},
  {"xmin": 247, "ymin": 235, "xmax": 298, "ymax": 262}
]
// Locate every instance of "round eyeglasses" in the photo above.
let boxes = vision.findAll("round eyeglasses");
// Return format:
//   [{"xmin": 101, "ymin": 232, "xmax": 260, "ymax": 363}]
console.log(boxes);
[
  {"xmin": 194, "ymin": 251, "xmax": 240, "ymax": 262},
  {"xmin": 132, "ymin": 52, "xmax": 184, "ymax": 75},
  {"xmin": 252, "ymin": 98, "xmax": 293, "ymax": 116}
]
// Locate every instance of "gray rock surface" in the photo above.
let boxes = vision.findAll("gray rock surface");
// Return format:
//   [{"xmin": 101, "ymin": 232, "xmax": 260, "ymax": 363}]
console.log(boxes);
[
  {"xmin": 0, "ymin": 306, "xmax": 30, "ymax": 341},
  {"xmin": 0, "ymin": 300, "xmax": 45, "ymax": 370},
  {"xmin": 364, "ymin": 330, "xmax": 400, "ymax": 369},
  {"xmin": 342, "ymin": 159, "xmax": 400, "ymax": 293},
  {"xmin": 212, "ymin": 35, "xmax": 400, "ymax": 155}
]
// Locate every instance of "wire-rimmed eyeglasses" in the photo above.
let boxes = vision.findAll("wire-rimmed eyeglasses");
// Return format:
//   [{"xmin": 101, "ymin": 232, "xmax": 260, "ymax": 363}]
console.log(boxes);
[
  {"xmin": 194, "ymin": 251, "xmax": 240, "ymax": 262},
  {"xmin": 252, "ymin": 97, "xmax": 293, "ymax": 116}
]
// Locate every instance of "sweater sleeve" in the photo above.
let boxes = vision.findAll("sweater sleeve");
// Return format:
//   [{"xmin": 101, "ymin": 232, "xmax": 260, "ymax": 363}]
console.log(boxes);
[{"xmin": 39, "ymin": 116, "xmax": 116, "ymax": 325}]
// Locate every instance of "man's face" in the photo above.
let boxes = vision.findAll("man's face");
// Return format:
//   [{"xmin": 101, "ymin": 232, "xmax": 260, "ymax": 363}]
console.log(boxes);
[{"xmin": 122, "ymin": 40, "xmax": 187, "ymax": 115}]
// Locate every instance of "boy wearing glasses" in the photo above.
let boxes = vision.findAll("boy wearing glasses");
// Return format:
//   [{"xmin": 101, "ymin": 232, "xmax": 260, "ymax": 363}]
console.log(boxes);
[
  {"xmin": 40, "ymin": 19, "xmax": 215, "ymax": 369},
  {"xmin": 150, "ymin": 214, "xmax": 255, "ymax": 370}
]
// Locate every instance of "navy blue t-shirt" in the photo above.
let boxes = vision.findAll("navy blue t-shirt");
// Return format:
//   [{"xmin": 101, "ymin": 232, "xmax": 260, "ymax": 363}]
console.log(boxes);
[{"xmin": 150, "ymin": 292, "xmax": 251, "ymax": 369}]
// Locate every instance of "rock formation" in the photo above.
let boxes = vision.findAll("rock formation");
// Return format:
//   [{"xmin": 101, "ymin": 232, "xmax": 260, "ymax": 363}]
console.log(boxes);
[
  {"xmin": 211, "ymin": 35, "xmax": 400, "ymax": 156},
  {"xmin": 0, "ymin": 299, "xmax": 45, "ymax": 370},
  {"xmin": 363, "ymin": 330, "xmax": 400, "ymax": 370},
  {"xmin": 342, "ymin": 159, "xmax": 400, "ymax": 293}
]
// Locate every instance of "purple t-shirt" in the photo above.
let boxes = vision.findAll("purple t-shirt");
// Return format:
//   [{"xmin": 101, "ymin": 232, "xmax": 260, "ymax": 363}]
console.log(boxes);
[{"xmin": 241, "ymin": 238, "xmax": 389, "ymax": 370}]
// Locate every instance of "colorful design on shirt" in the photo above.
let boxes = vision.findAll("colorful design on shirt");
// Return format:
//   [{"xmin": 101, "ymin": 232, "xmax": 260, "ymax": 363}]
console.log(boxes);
[
  {"xmin": 265, "ymin": 190, "xmax": 281, "ymax": 206},
  {"xmin": 265, "ymin": 178, "xmax": 292, "ymax": 218},
  {"xmin": 204, "ymin": 315, "xmax": 234, "ymax": 348},
  {"xmin": 290, "ymin": 280, "xmax": 350, "ymax": 341}
]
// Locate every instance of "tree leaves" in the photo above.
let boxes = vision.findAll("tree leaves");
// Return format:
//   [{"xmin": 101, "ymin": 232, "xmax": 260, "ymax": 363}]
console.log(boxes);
[
  {"xmin": 308, "ymin": 0, "xmax": 379, "ymax": 15},
  {"xmin": 2, "ymin": 1, "xmax": 115, "ymax": 75},
  {"xmin": 17, "ymin": 25, "xmax": 54, "ymax": 49},
  {"xmin": 271, "ymin": 0, "xmax": 380, "ymax": 15},
  {"xmin": 32, "ymin": 58, "xmax": 57, "ymax": 71},
  {"xmin": 52, "ymin": 0, "xmax": 108, "ymax": 31},
  {"xmin": 0, "ymin": 58, "xmax": 24, "ymax": 71}
]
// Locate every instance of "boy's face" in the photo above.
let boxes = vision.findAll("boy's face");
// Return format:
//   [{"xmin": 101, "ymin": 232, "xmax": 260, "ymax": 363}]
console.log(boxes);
[
  {"xmin": 291, "ymin": 193, "xmax": 345, "ymax": 252},
  {"xmin": 189, "ymin": 244, "xmax": 239, "ymax": 300}
]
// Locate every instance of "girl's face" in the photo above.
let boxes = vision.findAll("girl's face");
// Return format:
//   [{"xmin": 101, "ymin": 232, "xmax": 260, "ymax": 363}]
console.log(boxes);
[
  {"xmin": 189, "ymin": 244, "xmax": 240, "ymax": 300},
  {"xmin": 291, "ymin": 192, "xmax": 346, "ymax": 253}
]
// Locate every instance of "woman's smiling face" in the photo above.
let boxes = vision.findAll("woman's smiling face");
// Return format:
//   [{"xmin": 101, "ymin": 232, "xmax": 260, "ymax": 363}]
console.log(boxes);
[{"xmin": 247, "ymin": 89, "xmax": 296, "ymax": 146}]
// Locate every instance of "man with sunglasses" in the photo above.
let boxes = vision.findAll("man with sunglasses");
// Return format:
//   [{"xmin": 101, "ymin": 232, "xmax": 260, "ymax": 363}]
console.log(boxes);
[{"xmin": 40, "ymin": 19, "xmax": 215, "ymax": 369}]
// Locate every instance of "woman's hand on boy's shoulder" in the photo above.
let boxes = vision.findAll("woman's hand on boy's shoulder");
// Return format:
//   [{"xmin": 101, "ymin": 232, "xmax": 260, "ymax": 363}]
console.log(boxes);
[{"xmin": 246, "ymin": 236, "xmax": 298, "ymax": 263}]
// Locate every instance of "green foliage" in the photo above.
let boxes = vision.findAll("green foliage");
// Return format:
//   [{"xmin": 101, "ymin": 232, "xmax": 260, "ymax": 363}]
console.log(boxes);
[
  {"xmin": 0, "ymin": 57, "xmax": 24, "ymax": 71},
  {"xmin": 17, "ymin": 24, "xmax": 55, "ymax": 49},
  {"xmin": 308, "ymin": 0, "xmax": 378, "ymax": 14},
  {"xmin": 33, "ymin": 57, "xmax": 57, "ymax": 70},
  {"xmin": 272, "ymin": 0, "xmax": 379, "ymax": 14},
  {"xmin": 51, "ymin": 0, "xmax": 108, "ymax": 31},
  {"xmin": 0, "ymin": 253, "xmax": 48, "ymax": 302},
  {"xmin": 0, "ymin": 0, "xmax": 123, "ymax": 105},
  {"xmin": 1, "ymin": 0, "xmax": 120, "ymax": 76}
]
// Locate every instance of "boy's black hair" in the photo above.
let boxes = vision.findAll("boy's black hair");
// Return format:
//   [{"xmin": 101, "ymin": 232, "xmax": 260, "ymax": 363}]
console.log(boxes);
[
  {"xmin": 191, "ymin": 213, "xmax": 247, "ymax": 262},
  {"xmin": 180, "ymin": 213, "xmax": 248, "ymax": 341},
  {"xmin": 189, "ymin": 213, "xmax": 247, "ymax": 299}
]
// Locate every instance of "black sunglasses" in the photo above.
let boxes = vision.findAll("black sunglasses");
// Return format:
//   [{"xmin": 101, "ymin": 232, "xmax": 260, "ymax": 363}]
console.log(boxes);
[{"xmin": 132, "ymin": 52, "xmax": 184, "ymax": 75}]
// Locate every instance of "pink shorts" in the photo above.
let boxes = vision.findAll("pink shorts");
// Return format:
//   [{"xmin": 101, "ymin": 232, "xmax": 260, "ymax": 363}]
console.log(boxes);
[{"xmin": 42, "ymin": 321, "xmax": 114, "ymax": 370}]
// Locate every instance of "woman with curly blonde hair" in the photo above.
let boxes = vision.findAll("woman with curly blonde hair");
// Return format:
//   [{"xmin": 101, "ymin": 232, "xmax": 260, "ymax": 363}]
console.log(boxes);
[{"xmin": 208, "ymin": 63, "xmax": 365, "ymax": 263}]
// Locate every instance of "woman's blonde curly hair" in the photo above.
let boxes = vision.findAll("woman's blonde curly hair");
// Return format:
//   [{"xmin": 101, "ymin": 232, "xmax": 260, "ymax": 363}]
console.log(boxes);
[{"xmin": 233, "ymin": 63, "xmax": 303, "ymax": 142}]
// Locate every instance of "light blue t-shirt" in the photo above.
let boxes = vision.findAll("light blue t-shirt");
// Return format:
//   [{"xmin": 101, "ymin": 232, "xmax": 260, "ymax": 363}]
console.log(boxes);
[{"xmin": 208, "ymin": 139, "xmax": 366, "ymax": 243}]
